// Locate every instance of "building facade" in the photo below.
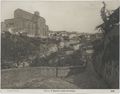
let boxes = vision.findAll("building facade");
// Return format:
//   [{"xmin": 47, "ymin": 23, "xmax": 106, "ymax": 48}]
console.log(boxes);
[{"xmin": 1, "ymin": 8, "xmax": 49, "ymax": 37}]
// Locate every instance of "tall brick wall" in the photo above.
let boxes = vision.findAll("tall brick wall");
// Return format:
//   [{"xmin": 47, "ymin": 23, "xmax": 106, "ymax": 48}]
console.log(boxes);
[{"xmin": 1, "ymin": 9, "xmax": 49, "ymax": 37}]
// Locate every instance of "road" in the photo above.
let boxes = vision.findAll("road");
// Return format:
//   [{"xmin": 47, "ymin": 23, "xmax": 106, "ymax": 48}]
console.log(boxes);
[
  {"xmin": 20, "ymin": 60, "xmax": 109, "ymax": 89},
  {"xmin": 64, "ymin": 60, "xmax": 109, "ymax": 89}
]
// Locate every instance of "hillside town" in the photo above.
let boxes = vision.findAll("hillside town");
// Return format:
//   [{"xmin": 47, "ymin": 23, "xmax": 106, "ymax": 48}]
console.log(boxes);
[
  {"xmin": 1, "ymin": 8, "xmax": 103, "ymax": 69},
  {"xmin": 1, "ymin": 2, "xmax": 119, "ymax": 89}
]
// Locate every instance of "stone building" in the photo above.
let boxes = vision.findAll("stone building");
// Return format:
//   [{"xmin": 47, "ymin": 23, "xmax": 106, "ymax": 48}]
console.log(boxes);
[{"xmin": 1, "ymin": 8, "xmax": 49, "ymax": 37}]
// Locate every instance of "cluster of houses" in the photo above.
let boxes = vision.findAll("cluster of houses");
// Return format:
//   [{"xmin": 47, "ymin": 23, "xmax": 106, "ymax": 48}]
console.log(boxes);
[
  {"xmin": 1, "ymin": 27, "xmax": 103, "ymax": 68},
  {"xmin": 1, "ymin": 9, "xmax": 103, "ymax": 68}
]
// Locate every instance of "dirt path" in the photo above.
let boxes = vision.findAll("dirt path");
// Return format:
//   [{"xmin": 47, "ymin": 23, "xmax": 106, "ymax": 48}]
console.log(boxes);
[
  {"xmin": 64, "ymin": 60, "xmax": 109, "ymax": 89},
  {"xmin": 19, "ymin": 60, "xmax": 109, "ymax": 89},
  {"xmin": 20, "ymin": 77, "xmax": 79, "ymax": 89}
]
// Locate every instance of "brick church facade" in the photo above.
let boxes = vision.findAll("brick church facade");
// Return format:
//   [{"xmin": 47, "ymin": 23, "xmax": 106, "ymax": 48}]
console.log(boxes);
[{"xmin": 1, "ymin": 9, "xmax": 49, "ymax": 37}]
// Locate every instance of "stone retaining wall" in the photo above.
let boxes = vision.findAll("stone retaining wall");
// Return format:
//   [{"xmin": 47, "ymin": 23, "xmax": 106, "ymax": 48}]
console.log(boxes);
[{"xmin": 1, "ymin": 66, "xmax": 85, "ymax": 88}]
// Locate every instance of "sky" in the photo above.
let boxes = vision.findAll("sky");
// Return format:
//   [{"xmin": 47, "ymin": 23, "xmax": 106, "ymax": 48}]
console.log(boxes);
[{"xmin": 1, "ymin": 1, "xmax": 119, "ymax": 33}]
